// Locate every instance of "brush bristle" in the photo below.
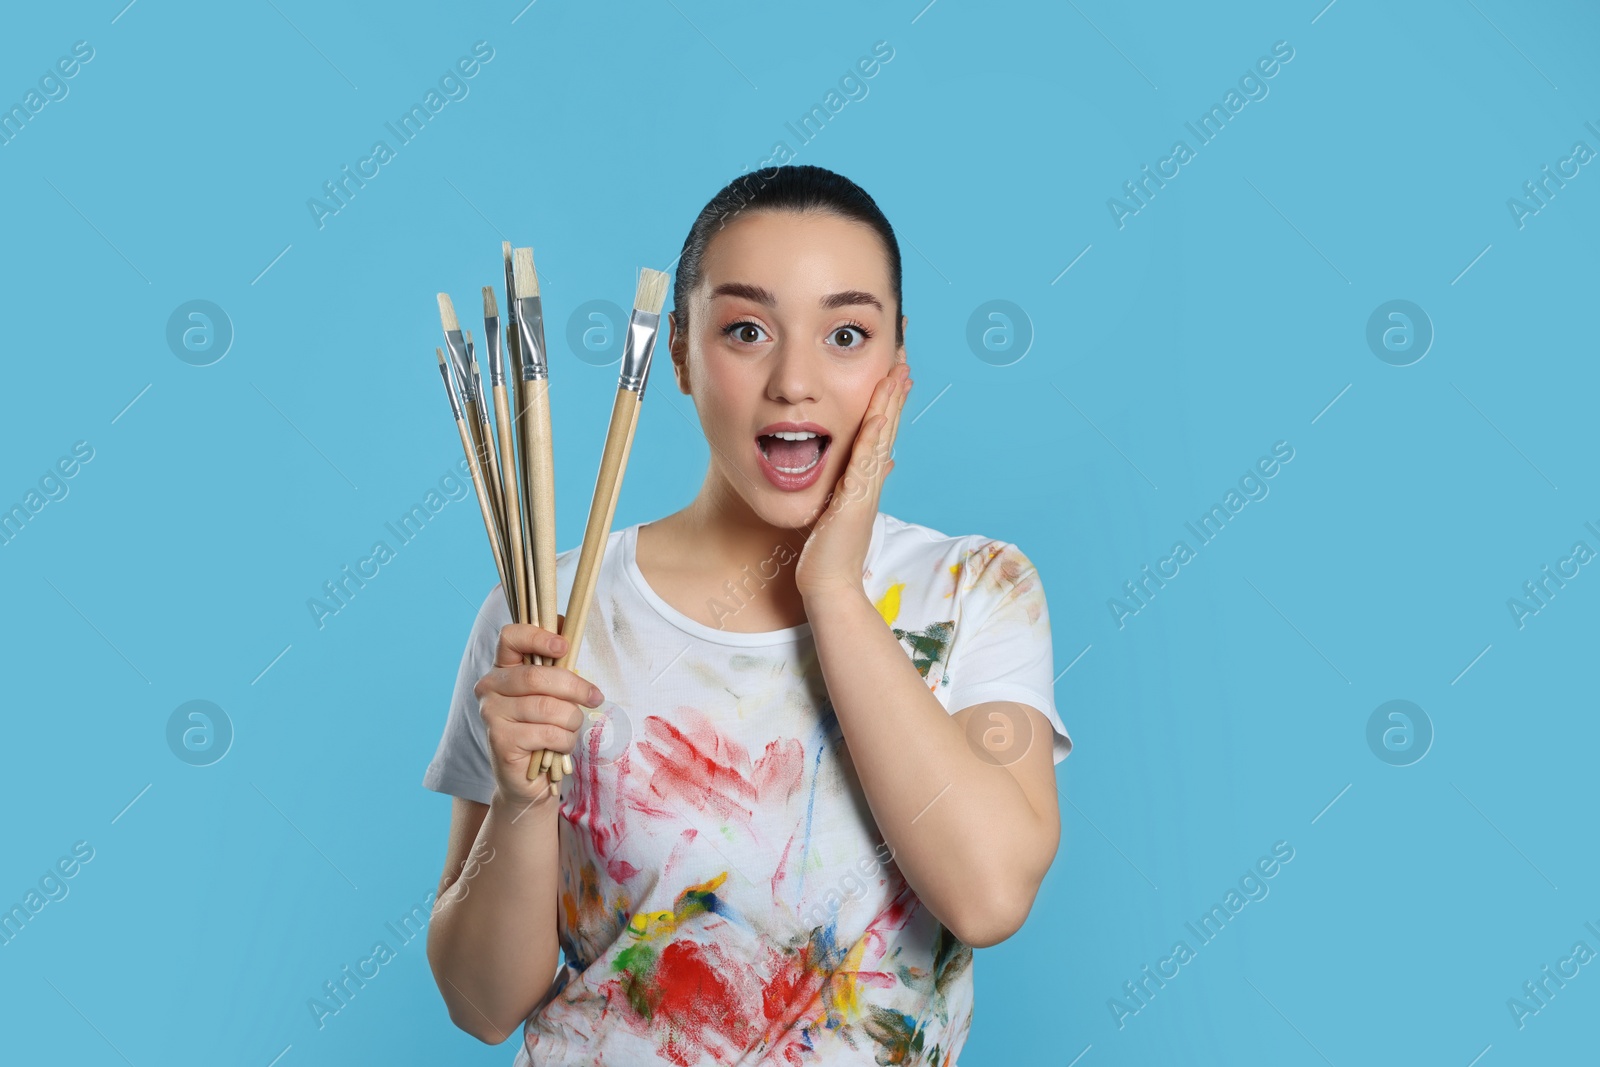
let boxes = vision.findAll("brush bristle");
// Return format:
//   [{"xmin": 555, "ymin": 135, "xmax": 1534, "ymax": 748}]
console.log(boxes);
[
  {"xmin": 437, "ymin": 293, "xmax": 459, "ymax": 332},
  {"xmin": 633, "ymin": 268, "xmax": 669, "ymax": 316},
  {"xmin": 436, "ymin": 346, "xmax": 446, "ymax": 366},
  {"xmin": 513, "ymin": 247, "xmax": 539, "ymax": 300},
  {"xmin": 482, "ymin": 285, "xmax": 498, "ymax": 319},
  {"xmin": 502, "ymin": 241, "xmax": 513, "ymax": 268}
]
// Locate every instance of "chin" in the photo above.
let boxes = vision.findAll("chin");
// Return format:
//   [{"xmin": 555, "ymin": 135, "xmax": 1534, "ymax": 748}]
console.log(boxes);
[{"xmin": 751, "ymin": 490, "xmax": 827, "ymax": 530}]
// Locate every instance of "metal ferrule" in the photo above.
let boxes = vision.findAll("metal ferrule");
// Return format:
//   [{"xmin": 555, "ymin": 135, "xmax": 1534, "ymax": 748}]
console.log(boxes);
[
  {"xmin": 617, "ymin": 309, "xmax": 661, "ymax": 394},
  {"xmin": 483, "ymin": 315, "xmax": 503, "ymax": 387},
  {"xmin": 503, "ymin": 263, "xmax": 519, "ymax": 331},
  {"xmin": 438, "ymin": 358, "xmax": 463, "ymax": 420},
  {"xmin": 469, "ymin": 349, "xmax": 491, "ymax": 426},
  {"xmin": 514, "ymin": 296, "xmax": 548, "ymax": 381},
  {"xmin": 444, "ymin": 328, "xmax": 476, "ymax": 404},
  {"xmin": 502, "ymin": 270, "xmax": 520, "ymax": 381}
]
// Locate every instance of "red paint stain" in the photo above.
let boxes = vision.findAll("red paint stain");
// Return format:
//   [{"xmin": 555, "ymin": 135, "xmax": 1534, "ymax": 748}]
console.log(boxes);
[
  {"xmin": 760, "ymin": 940, "xmax": 821, "ymax": 1027},
  {"xmin": 647, "ymin": 939, "xmax": 761, "ymax": 1065},
  {"xmin": 631, "ymin": 709, "xmax": 805, "ymax": 838}
]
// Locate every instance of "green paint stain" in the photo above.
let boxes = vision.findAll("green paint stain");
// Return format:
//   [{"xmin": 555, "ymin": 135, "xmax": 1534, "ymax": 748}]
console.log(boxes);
[
  {"xmin": 862, "ymin": 1005, "xmax": 925, "ymax": 1063},
  {"xmin": 614, "ymin": 942, "xmax": 660, "ymax": 1020},
  {"xmin": 891, "ymin": 620, "xmax": 955, "ymax": 681}
]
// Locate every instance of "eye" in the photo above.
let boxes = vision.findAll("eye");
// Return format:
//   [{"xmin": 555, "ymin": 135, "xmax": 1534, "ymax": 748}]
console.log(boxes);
[
  {"xmin": 828, "ymin": 321, "xmax": 874, "ymax": 350},
  {"xmin": 721, "ymin": 320, "xmax": 769, "ymax": 345}
]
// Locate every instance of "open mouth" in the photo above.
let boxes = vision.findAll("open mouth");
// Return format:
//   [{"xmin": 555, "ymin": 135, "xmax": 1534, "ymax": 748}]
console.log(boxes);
[{"xmin": 756, "ymin": 430, "xmax": 831, "ymax": 474}]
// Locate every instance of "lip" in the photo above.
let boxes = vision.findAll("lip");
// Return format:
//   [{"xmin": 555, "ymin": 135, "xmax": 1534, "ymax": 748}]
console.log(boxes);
[
  {"xmin": 754, "ymin": 420, "xmax": 832, "ymax": 492},
  {"xmin": 756, "ymin": 420, "xmax": 831, "ymax": 437}
]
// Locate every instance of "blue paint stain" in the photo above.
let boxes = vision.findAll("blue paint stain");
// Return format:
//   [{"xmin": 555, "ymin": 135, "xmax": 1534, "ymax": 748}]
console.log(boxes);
[{"xmin": 795, "ymin": 699, "xmax": 843, "ymax": 903}]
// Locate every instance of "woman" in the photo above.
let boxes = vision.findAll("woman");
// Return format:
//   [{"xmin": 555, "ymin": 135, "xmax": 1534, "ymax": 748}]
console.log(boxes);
[{"xmin": 423, "ymin": 165, "xmax": 1071, "ymax": 1065}]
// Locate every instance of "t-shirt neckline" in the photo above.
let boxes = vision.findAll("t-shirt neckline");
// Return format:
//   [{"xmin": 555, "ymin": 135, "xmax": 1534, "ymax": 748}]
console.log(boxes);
[{"xmin": 622, "ymin": 512, "xmax": 886, "ymax": 646}]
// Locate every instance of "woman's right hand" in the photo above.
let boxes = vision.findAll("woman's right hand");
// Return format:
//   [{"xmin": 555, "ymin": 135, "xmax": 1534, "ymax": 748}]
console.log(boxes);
[{"xmin": 474, "ymin": 614, "xmax": 605, "ymax": 805}]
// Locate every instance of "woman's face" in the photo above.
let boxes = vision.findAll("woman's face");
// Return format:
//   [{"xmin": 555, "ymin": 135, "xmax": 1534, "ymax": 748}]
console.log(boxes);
[{"xmin": 669, "ymin": 208, "xmax": 906, "ymax": 530}]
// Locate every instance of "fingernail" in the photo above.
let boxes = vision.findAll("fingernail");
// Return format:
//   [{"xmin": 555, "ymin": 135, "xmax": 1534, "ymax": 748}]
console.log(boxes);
[{"xmin": 589, "ymin": 686, "xmax": 604, "ymax": 705}]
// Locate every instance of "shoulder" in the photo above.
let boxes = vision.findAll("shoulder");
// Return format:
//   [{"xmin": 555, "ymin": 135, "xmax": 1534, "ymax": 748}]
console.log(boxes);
[
  {"xmin": 875, "ymin": 512, "xmax": 1039, "ymax": 589},
  {"xmin": 553, "ymin": 527, "xmax": 627, "ymax": 590},
  {"xmin": 869, "ymin": 512, "xmax": 1044, "ymax": 626},
  {"xmin": 555, "ymin": 527, "xmax": 624, "ymax": 570}
]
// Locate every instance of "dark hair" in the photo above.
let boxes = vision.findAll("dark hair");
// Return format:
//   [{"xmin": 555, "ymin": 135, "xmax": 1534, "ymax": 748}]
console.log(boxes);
[{"xmin": 671, "ymin": 164, "xmax": 904, "ymax": 348}]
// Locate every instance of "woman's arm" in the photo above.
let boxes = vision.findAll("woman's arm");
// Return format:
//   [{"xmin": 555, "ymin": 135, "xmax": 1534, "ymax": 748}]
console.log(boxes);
[
  {"xmin": 427, "ymin": 792, "xmax": 563, "ymax": 1042},
  {"xmin": 803, "ymin": 587, "xmax": 1061, "ymax": 948},
  {"xmin": 425, "ymin": 619, "xmax": 598, "ymax": 1042}
]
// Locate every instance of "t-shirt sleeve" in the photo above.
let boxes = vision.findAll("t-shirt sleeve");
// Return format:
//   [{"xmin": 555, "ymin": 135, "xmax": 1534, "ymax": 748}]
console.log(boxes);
[
  {"xmin": 421, "ymin": 584, "xmax": 508, "ymax": 806},
  {"xmin": 943, "ymin": 541, "xmax": 1073, "ymax": 765}
]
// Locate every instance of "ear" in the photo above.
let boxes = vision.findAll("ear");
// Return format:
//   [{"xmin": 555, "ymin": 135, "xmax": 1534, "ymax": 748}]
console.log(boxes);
[
  {"xmin": 897, "ymin": 314, "xmax": 909, "ymax": 366},
  {"xmin": 668, "ymin": 310, "xmax": 691, "ymax": 394}
]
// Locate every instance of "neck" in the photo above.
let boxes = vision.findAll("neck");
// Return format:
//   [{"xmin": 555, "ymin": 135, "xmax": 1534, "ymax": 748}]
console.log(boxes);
[
  {"xmin": 685, "ymin": 469, "xmax": 812, "ymax": 569},
  {"xmin": 641, "ymin": 466, "xmax": 816, "ymax": 627}
]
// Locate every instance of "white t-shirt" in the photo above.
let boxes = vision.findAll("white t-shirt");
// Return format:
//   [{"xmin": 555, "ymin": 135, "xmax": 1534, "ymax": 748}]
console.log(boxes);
[{"xmin": 424, "ymin": 510, "xmax": 1071, "ymax": 1065}]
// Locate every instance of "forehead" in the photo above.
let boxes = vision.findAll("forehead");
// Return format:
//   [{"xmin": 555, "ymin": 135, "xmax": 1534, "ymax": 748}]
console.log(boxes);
[{"xmin": 696, "ymin": 209, "xmax": 892, "ymax": 304}]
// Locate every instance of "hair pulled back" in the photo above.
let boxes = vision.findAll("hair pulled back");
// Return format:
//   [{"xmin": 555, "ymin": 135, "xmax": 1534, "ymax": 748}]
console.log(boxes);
[{"xmin": 671, "ymin": 164, "xmax": 904, "ymax": 348}]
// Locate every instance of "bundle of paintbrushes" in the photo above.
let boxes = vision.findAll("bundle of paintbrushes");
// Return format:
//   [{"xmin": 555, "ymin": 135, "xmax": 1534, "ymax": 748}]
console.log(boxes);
[{"xmin": 433, "ymin": 245, "xmax": 669, "ymax": 787}]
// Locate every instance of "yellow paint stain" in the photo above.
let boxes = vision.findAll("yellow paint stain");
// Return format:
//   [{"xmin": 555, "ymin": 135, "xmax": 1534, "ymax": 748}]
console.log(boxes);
[
  {"xmin": 685, "ymin": 871, "xmax": 729, "ymax": 896},
  {"xmin": 624, "ymin": 871, "xmax": 732, "ymax": 940},
  {"xmin": 627, "ymin": 909, "xmax": 677, "ymax": 939},
  {"xmin": 825, "ymin": 934, "xmax": 874, "ymax": 1021},
  {"xmin": 875, "ymin": 582, "xmax": 905, "ymax": 626}
]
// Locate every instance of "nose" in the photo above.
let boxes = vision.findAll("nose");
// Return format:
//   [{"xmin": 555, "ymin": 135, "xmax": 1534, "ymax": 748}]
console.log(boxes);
[{"xmin": 765, "ymin": 336, "xmax": 818, "ymax": 406}]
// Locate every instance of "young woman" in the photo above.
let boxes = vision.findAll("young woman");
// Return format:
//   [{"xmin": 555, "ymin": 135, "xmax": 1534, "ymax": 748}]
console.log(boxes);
[{"xmin": 423, "ymin": 165, "xmax": 1072, "ymax": 1065}]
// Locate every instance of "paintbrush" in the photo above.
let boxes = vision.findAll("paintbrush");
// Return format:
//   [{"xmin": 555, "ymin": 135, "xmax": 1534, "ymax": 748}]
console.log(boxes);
[
  {"xmin": 502, "ymin": 242, "xmax": 522, "ymax": 403},
  {"xmin": 437, "ymin": 295, "xmax": 484, "ymax": 466},
  {"xmin": 501, "ymin": 242, "xmax": 529, "ymax": 618},
  {"xmin": 501, "ymin": 243, "xmax": 530, "ymax": 620},
  {"xmin": 483, "ymin": 287, "xmax": 531, "ymax": 630},
  {"xmin": 467, "ymin": 329, "xmax": 508, "ymax": 579},
  {"xmin": 438, "ymin": 297, "xmax": 507, "ymax": 553},
  {"xmin": 511, "ymin": 247, "xmax": 568, "ymax": 781},
  {"xmin": 436, "ymin": 348, "xmax": 514, "ymax": 611},
  {"xmin": 525, "ymin": 266, "xmax": 668, "ymax": 783}
]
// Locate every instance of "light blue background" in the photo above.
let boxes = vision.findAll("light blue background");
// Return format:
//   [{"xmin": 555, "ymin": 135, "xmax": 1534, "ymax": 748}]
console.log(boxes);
[{"xmin": 2, "ymin": 1, "xmax": 1597, "ymax": 1063}]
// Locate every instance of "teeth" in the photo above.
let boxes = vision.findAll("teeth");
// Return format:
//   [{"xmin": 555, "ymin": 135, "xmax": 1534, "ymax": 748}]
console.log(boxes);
[
  {"xmin": 758, "ymin": 431, "xmax": 826, "ymax": 475},
  {"xmin": 773, "ymin": 453, "xmax": 822, "ymax": 474}
]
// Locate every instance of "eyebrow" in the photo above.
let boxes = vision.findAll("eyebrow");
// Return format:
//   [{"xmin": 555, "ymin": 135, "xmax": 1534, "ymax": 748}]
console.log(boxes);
[{"xmin": 708, "ymin": 282, "xmax": 884, "ymax": 312}]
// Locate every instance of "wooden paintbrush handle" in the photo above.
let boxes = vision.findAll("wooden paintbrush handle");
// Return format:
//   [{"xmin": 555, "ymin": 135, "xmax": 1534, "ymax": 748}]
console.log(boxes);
[
  {"xmin": 526, "ymin": 379, "xmax": 560, "ymax": 647},
  {"xmin": 559, "ymin": 387, "xmax": 639, "ymax": 672},
  {"xmin": 492, "ymin": 384, "xmax": 530, "ymax": 627},
  {"xmin": 466, "ymin": 396, "xmax": 515, "ymax": 619},
  {"xmin": 518, "ymin": 377, "xmax": 558, "ymax": 783},
  {"xmin": 455, "ymin": 418, "xmax": 513, "ymax": 613},
  {"xmin": 495, "ymin": 381, "xmax": 546, "ymax": 784},
  {"xmin": 525, "ymin": 387, "xmax": 640, "ymax": 782}
]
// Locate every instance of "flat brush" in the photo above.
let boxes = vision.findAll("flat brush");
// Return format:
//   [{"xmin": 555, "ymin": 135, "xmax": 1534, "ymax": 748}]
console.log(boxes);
[
  {"xmin": 512, "ymin": 247, "xmax": 569, "ymax": 781},
  {"xmin": 527, "ymin": 266, "xmax": 669, "ymax": 783}
]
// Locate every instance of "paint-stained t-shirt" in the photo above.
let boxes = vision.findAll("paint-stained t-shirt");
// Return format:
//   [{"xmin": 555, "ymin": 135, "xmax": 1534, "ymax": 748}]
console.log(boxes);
[{"xmin": 423, "ymin": 510, "xmax": 1071, "ymax": 1065}]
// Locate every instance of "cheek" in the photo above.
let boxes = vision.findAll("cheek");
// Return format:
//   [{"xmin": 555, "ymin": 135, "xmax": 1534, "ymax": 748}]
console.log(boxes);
[
  {"xmin": 838, "ymin": 378, "xmax": 883, "ymax": 433},
  {"xmin": 693, "ymin": 352, "xmax": 756, "ymax": 436}
]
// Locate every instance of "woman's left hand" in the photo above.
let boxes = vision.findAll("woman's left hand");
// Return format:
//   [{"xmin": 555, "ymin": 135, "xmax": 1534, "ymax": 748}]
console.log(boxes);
[{"xmin": 795, "ymin": 358, "xmax": 911, "ymax": 599}]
